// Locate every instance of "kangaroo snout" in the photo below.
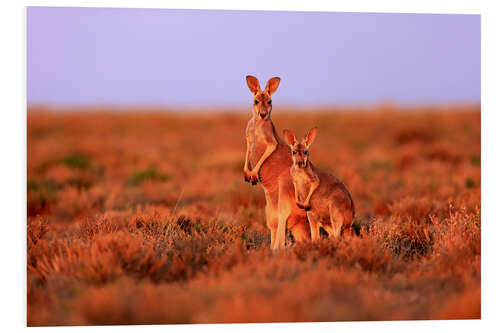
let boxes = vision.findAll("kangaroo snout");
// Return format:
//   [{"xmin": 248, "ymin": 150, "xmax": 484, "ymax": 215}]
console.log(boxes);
[{"xmin": 296, "ymin": 161, "xmax": 307, "ymax": 168}]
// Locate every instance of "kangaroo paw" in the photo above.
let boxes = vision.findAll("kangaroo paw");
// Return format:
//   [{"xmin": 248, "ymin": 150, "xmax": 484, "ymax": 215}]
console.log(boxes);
[
  {"xmin": 245, "ymin": 170, "xmax": 259, "ymax": 185},
  {"xmin": 244, "ymin": 170, "xmax": 252, "ymax": 183},
  {"xmin": 250, "ymin": 175, "xmax": 259, "ymax": 185}
]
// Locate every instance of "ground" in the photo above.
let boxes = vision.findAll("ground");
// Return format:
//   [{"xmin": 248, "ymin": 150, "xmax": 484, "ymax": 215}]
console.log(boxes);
[{"xmin": 27, "ymin": 105, "xmax": 480, "ymax": 325}]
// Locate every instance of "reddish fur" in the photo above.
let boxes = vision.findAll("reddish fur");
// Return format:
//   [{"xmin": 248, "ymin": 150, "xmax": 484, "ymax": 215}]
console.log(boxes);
[{"xmin": 244, "ymin": 76, "xmax": 310, "ymax": 247}]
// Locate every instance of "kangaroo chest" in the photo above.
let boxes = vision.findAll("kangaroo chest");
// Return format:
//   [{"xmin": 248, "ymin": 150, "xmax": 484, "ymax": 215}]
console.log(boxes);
[
  {"xmin": 292, "ymin": 168, "xmax": 318, "ymax": 202},
  {"xmin": 246, "ymin": 119, "xmax": 291, "ymax": 190},
  {"xmin": 248, "ymin": 121, "xmax": 271, "ymax": 166}
]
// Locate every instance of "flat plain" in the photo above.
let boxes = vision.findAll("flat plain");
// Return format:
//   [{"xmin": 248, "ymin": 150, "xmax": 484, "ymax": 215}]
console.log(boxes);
[{"xmin": 27, "ymin": 106, "xmax": 481, "ymax": 325}]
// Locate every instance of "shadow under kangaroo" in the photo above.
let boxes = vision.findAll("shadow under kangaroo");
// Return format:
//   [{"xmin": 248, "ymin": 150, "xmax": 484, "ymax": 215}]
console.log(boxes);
[{"xmin": 243, "ymin": 75, "xmax": 310, "ymax": 250}]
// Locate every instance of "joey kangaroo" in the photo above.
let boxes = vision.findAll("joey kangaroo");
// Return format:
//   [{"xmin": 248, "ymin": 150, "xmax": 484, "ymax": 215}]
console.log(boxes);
[
  {"xmin": 283, "ymin": 128, "xmax": 355, "ymax": 241},
  {"xmin": 243, "ymin": 75, "xmax": 310, "ymax": 250}
]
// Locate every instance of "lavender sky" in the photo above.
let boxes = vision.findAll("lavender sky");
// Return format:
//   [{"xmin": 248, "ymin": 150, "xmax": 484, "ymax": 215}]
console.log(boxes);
[{"xmin": 27, "ymin": 7, "xmax": 480, "ymax": 107}]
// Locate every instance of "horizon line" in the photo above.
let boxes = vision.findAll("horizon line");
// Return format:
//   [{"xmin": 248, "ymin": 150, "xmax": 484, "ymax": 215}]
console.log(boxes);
[{"xmin": 27, "ymin": 101, "xmax": 481, "ymax": 113}]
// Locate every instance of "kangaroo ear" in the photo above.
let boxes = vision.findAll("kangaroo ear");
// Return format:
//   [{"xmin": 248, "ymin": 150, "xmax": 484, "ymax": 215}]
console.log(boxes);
[
  {"xmin": 264, "ymin": 77, "xmax": 281, "ymax": 96},
  {"xmin": 246, "ymin": 75, "xmax": 261, "ymax": 95},
  {"xmin": 304, "ymin": 127, "xmax": 317, "ymax": 147},
  {"xmin": 283, "ymin": 129, "xmax": 296, "ymax": 147}
]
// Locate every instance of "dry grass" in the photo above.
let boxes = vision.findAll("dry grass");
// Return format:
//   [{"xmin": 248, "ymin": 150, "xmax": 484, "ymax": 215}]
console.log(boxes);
[{"xmin": 27, "ymin": 106, "xmax": 480, "ymax": 325}]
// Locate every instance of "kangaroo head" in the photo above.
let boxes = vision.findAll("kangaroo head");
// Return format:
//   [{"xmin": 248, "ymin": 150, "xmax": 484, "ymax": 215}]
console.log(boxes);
[
  {"xmin": 283, "ymin": 127, "xmax": 317, "ymax": 168},
  {"xmin": 246, "ymin": 75, "xmax": 281, "ymax": 120}
]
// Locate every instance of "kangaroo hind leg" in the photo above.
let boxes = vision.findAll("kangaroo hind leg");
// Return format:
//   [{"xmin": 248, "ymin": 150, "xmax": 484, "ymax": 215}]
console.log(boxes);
[
  {"xmin": 307, "ymin": 212, "xmax": 321, "ymax": 242},
  {"xmin": 265, "ymin": 191, "xmax": 279, "ymax": 249},
  {"xmin": 328, "ymin": 205, "xmax": 343, "ymax": 239},
  {"xmin": 288, "ymin": 212, "xmax": 310, "ymax": 243},
  {"xmin": 273, "ymin": 183, "xmax": 292, "ymax": 251}
]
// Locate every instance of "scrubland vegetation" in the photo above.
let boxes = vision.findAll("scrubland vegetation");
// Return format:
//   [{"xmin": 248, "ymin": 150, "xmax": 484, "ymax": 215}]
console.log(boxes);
[{"xmin": 27, "ymin": 106, "xmax": 480, "ymax": 325}]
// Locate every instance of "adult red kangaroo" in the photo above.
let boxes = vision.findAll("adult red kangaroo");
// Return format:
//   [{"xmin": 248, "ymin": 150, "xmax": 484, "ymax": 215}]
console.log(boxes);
[{"xmin": 243, "ymin": 75, "xmax": 310, "ymax": 250}]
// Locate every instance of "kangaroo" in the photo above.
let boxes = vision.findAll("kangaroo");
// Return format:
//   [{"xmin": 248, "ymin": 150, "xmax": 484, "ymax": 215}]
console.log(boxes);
[
  {"xmin": 283, "ymin": 128, "xmax": 355, "ymax": 241},
  {"xmin": 243, "ymin": 75, "xmax": 310, "ymax": 250}
]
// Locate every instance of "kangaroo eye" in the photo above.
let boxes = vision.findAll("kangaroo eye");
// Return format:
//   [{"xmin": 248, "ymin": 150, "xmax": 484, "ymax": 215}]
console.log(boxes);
[
  {"xmin": 268, "ymin": 100, "xmax": 272, "ymax": 105},
  {"xmin": 292, "ymin": 151, "xmax": 297, "ymax": 155},
  {"xmin": 254, "ymin": 100, "xmax": 259, "ymax": 105},
  {"xmin": 305, "ymin": 151, "xmax": 309, "ymax": 155}
]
